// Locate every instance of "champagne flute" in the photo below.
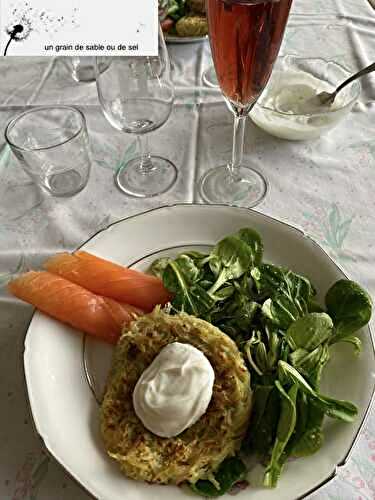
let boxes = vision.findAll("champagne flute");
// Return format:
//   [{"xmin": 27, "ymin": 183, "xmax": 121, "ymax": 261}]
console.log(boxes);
[
  {"xmin": 95, "ymin": 27, "xmax": 177, "ymax": 198},
  {"xmin": 199, "ymin": 0, "xmax": 293, "ymax": 207},
  {"xmin": 202, "ymin": 65, "xmax": 219, "ymax": 88}
]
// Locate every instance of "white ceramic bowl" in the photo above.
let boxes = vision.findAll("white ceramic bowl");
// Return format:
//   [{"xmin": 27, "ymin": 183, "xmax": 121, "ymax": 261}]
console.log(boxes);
[
  {"xmin": 251, "ymin": 56, "xmax": 361, "ymax": 141},
  {"xmin": 23, "ymin": 205, "xmax": 374, "ymax": 500}
]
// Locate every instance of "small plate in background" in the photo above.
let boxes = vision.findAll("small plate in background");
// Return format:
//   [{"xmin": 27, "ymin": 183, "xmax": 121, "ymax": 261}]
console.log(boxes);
[{"xmin": 165, "ymin": 34, "xmax": 208, "ymax": 43}]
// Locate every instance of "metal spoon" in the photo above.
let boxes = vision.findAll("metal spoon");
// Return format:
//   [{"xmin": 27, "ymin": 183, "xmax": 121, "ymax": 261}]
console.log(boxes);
[{"xmin": 317, "ymin": 61, "xmax": 375, "ymax": 105}]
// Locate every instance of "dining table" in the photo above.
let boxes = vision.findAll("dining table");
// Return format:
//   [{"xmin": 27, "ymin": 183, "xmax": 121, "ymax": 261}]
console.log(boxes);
[{"xmin": 1, "ymin": 0, "xmax": 374, "ymax": 499}]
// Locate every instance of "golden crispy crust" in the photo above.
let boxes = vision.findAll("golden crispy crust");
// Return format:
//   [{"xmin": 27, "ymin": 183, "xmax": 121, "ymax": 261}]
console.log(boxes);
[
  {"xmin": 101, "ymin": 308, "xmax": 252, "ymax": 485},
  {"xmin": 175, "ymin": 15, "xmax": 208, "ymax": 37}
]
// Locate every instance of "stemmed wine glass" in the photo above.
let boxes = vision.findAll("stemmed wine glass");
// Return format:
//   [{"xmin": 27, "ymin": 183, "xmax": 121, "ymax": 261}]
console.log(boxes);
[
  {"xmin": 199, "ymin": 0, "xmax": 293, "ymax": 207},
  {"xmin": 202, "ymin": 66, "xmax": 219, "ymax": 88},
  {"xmin": 95, "ymin": 27, "xmax": 177, "ymax": 198}
]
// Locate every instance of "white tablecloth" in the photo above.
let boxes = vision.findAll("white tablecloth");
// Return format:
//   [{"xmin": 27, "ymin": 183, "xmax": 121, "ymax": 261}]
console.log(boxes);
[{"xmin": 1, "ymin": 0, "xmax": 374, "ymax": 498}]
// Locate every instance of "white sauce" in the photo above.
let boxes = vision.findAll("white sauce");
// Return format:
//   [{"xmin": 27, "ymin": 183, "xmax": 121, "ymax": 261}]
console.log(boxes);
[
  {"xmin": 252, "ymin": 70, "xmax": 348, "ymax": 141},
  {"xmin": 268, "ymin": 83, "xmax": 329, "ymax": 115},
  {"xmin": 133, "ymin": 342, "xmax": 215, "ymax": 438}
]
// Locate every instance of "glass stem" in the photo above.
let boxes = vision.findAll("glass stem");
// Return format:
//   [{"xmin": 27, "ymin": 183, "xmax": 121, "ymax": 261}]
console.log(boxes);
[
  {"xmin": 229, "ymin": 114, "xmax": 247, "ymax": 182},
  {"xmin": 138, "ymin": 135, "xmax": 155, "ymax": 174}
]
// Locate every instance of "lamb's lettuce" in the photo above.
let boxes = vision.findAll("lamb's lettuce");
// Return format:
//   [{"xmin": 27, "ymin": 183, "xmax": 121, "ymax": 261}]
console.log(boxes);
[{"xmin": 151, "ymin": 227, "xmax": 372, "ymax": 493}]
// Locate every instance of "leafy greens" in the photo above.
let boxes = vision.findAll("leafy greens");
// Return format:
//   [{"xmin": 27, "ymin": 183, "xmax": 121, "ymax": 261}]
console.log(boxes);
[{"xmin": 151, "ymin": 227, "xmax": 372, "ymax": 494}]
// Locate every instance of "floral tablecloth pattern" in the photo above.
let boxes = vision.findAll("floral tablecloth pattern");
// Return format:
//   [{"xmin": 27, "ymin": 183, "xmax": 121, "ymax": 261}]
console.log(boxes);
[{"xmin": 1, "ymin": 0, "xmax": 374, "ymax": 499}]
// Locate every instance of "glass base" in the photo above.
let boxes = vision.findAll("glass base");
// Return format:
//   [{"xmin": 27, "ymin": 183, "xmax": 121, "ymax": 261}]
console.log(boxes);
[
  {"xmin": 202, "ymin": 66, "xmax": 219, "ymax": 88},
  {"xmin": 45, "ymin": 168, "xmax": 89, "ymax": 197},
  {"xmin": 199, "ymin": 164, "xmax": 268, "ymax": 208},
  {"xmin": 71, "ymin": 58, "xmax": 110, "ymax": 83},
  {"xmin": 115, "ymin": 155, "xmax": 178, "ymax": 198}
]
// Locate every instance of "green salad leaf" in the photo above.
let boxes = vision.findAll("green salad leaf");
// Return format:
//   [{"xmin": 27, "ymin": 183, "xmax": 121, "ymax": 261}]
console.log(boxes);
[
  {"xmin": 247, "ymin": 385, "xmax": 281, "ymax": 458},
  {"xmin": 208, "ymin": 235, "xmax": 256, "ymax": 295},
  {"xmin": 150, "ymin": 257, "xmax": 171, "ymax": 279},
  {"xmin": 308, "ymin": 343, "xmax": 330, "ymax": 389},
  {"xmin": 326, "ymin": 280, "xmax": 372, "ymax": 343},
  {"xmin": 190, "ymin": 456, "xmax": 246, "ymax": 497},
  {"xmin": 211, "ymin": 290, "xmax": 259, "ymax": 340},
  {"xmin": 307, "ymin": 300, "xmax": 326, "ymax": 313},
  {"xmin": 289, "ymin": 343, "xmax": 330, "ymax": 389},
  {"xmin": 164, "ymin": 0, "xmax": 187, "ymax": 21},
  {"xmin": 285, "ymin": 313, "xmax": 333, "ymax": 351},
  {"xmin": 278, "ymin": 361, "xmax": 358, "ymax": 422},
  {"xmin": 246, "ymin": 385, "xmax": 274, "ymax": 434},
  {"xmin": 263, "ymin": 382, "xmax": 298, "ymax": 488},
  {"xmin": 251, "ymin": 264, "xmax": 314, "ymax": 301},
  {"xmin": 260, "ymin": 270, "xmax": 314, "ymax": 329},
  {"xmin": 289, "ymin": 345, "xmax": 323, "ymax": 374},
  {"xmin": 163, "ymin": 260, "xmax": 215, "ymax": 315},
  {"xmin": 336, "ymin": 335, "xmax": 362, "ymax": 355},
  {"xmin": 150, "ymin": 226, "xmax": 372, "ymax": 494},
  {"xmin": 292, "ymin": 422, "xmax": 324, "ymax": 458},
  {"xmin": 237, "ymin": 228, "xmax": 263, "ymax": 266},
  {"xmin": 284, "ymin": 394, "xmax": 324, "ymax": 459}
]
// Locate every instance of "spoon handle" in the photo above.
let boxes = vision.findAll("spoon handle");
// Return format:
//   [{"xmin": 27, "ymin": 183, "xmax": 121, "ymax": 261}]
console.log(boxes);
[{"xmin": 335, "ymin": 62, "xmax": 375, "ymax": 95}]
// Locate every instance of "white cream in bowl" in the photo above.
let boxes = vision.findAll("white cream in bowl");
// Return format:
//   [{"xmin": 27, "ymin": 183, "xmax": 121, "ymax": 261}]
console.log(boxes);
[{"xmin": 251, "ymin": 68, "xmax": 358, "ymax": 141}]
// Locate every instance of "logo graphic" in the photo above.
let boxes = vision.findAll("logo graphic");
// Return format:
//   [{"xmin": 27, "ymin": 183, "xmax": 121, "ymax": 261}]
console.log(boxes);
[
  {"xmin": 1, "ymin": 0, "xmax": 158, "ymax": 56},
  {"xmin": 3, "ymin": 1, "xmax": 79, "ymax": 55}
]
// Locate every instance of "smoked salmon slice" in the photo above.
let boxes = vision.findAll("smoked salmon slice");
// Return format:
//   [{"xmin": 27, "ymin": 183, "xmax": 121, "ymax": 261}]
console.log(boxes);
[
  {"xmin": 8, "ymin": 271, "xmax": 142, "ymax": 344},
  {"xmin": 43, "ymin": 250, "xmax": 172, "ymax": 312}
]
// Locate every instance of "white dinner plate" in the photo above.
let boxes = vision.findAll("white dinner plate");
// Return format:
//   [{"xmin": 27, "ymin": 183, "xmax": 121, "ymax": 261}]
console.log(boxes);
[
  {"xmin": 165, "ymin": 34, "xmax": 208, "ymax": 43},
  {"xmin": 23, "ymin": 204, "xmax": 375, "ymax": 500}
]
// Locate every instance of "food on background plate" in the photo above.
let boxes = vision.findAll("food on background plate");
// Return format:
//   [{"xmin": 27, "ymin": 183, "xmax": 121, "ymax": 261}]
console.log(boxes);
[
  {"xmin": 101, "ymin": 309, "xmax": 251, "ymax": 485},
  {"xmin": 44, "ymin": 250, "xmax": 171, "ymax": 312},
  {"xmin": 159, "ymin": 0, "xmax": 208, "ymax": 37},
  {"xmin": 187, "ymin": 0, "xmax": 206, "ymax": 14},
  {"xmin": 8, "ymin": 271, "xmax": 142, "ymax": 344},
  {"xmin": 175, "ymin": 15, "xmax": 208, "ymax": 37},
  {"xmin": 9, "ymin": 227, "xmax": 372, "ymax": 495}
]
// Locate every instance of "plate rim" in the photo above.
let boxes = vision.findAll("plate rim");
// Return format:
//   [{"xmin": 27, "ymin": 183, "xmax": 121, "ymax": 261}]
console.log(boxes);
[
  {"xmin": 165, "ymin": 34, "xmax": 208, "ymax": 43},
  {"xmin": 22, "ymin": 202, "xmax": 375, "ymax": 500}
]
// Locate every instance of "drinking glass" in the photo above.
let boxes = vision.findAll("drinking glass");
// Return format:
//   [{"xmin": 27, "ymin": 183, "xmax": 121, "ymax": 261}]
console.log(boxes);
[
  {"xmin": 95, "ymin": 27, "xmax": 177, "ymax": 198},
  {"xmin": 202, "ymin": 65, "xmax": 219, "ymax": 88},
  {"xmin": 70, "ymin": 57, "xmax": 110, "ymax": 83},
  {"xmin": 199, "ymin": 0, "xmax": 293, "ymax": 207},
  {"xmin": 5, "ymin": 106, "xmax": 91, "ymax": 197}
]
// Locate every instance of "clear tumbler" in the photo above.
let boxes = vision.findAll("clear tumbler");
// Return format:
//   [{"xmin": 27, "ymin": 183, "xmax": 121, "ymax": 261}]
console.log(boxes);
[{"xmin": 5, "ymin": 106, "xmax": 91, "ymax": 197}]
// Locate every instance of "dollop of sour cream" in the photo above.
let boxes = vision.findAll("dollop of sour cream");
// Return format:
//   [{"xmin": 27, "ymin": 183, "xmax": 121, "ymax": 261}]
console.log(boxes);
[{"xmin": 133, "ymin": 342, "xmax": 215, "ymax": 438}]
